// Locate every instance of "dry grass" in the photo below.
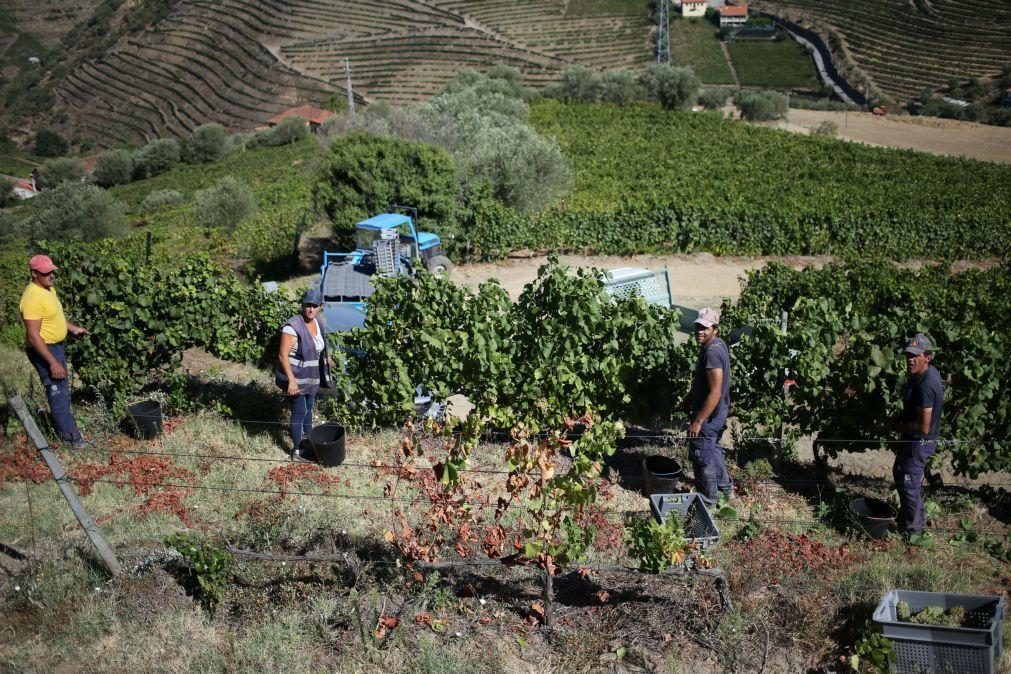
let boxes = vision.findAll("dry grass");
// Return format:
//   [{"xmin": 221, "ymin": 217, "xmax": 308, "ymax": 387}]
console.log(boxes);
[{"xmin": 1, "ymin": 345, "xmax": 1010, "ymax": 672}]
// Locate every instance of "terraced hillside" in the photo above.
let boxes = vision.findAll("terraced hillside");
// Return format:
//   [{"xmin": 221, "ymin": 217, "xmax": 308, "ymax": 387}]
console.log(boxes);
[
  {"xmin": 4, "ymin": 0, "xmax": 102, "ymax": 47},
  {"xmin": 268, "ymin": 0, "xmax": 652, "ymax": 103},
  {"xmin": 758, "ymin": 0, "xmax": 1011, "ymax": 104},
  {"xmin": 39, "ymin": 0, "xmax": 652, "ymax": 144},
  {"xmin": 49, "ymin": 3, "xmax": 338, "ymax": 147}
]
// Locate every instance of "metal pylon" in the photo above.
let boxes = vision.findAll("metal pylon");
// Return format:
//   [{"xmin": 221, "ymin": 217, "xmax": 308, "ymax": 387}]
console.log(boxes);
[
  {"xmin": 657, "ymin": 0, "xmax": 671, "ymax": 64},
  {"xmin": 344, "ymin": 58, "xmax": 356, "ymax": 115}
]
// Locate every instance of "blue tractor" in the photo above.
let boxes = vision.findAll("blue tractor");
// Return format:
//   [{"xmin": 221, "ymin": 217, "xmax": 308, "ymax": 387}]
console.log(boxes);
[{"xmin": 319, "ymin": 211, "xmax": 453, "ymax": 332}]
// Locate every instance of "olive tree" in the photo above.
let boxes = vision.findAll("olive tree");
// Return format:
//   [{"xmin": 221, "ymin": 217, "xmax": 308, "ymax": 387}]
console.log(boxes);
[
  {"xmin": 185, "ymin": 123, "xmax": 227, "ymax": 163},
  {"xmin": 314, "ymin": 133, "xmax": 458, "ymax": 244},
  {"xmin": 639, "ymin": 64, "xmax": 701, "ymax": 110},
  {"xmin": 34, "ymin": 129, "xmax": 68, "ymax": 157},
  {"xmin": 599, "ymin": 71, "xmax": 643, "ymax": 106},
  {"xmin": 456, "ymin": 115, "xmax": 572, "ymax": 214},
  {"xmin": 15, "ymin": 183, "xmax": 128, "ymax": 242},
  {"xmin": 550, "ymin": 65, "xmax": 602, "ymax": 103},
  {"xmin": 133, "ymin": 138, "xmax": 180, "ymax": 179},
  {"xmin": 39, "ymin": 157, "xmax": 86, "ymax": 188},
  {"xmin": 92, "ymin": 149, "xmax": 135, "ymax": 187},
  {"xmin": 191, "ymin": 176, "xmax": 257, "ymax": 232},
  {"xmin": 698, "ymin": 89, "xmax": 729, "ymax": 110},
  {"xmin": 254, "ymin": 117, "xmax": 309, "ymax": 147},
  {"xmin": 737, "ymin": 90, "xmax": 789, "ymax": 121}
]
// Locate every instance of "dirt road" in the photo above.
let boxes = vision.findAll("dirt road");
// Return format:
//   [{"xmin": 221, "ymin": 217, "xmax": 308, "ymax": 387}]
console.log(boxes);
[
  {"xmin": 775, "ymin": 108, "xmax": 1011, "ymax": 164},
  {"xmin": 455, "ymin": 252, "xmax": 828, "ymax": 308}
]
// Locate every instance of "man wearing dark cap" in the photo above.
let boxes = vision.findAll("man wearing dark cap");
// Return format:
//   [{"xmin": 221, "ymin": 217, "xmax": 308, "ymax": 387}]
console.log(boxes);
[
  {"xmin": 19, "ymin": 254, "xmax": 91, "ymax": 447},
  {"xmin": 893, "ymin": 333, "xmax": 944, "ymax": 534},
  {"xmin": 685, "ymin": 307, "xmax": 733, "ymax": 506}
]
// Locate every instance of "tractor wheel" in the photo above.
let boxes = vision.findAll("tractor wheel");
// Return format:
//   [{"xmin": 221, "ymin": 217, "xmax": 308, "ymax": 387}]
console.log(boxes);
[{"xmin": 426, "ymin": 255, "xmax": 453, "ymax": 277}]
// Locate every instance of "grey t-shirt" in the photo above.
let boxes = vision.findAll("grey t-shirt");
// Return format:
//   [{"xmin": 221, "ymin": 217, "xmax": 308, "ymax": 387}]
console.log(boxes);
[
  {"xmin": 901, "ymin": 365, "xmax": 943, "ymax": 441},
  {"xmin": 691, "ymin": 337, "xmax": 731, "ymax": 425}
]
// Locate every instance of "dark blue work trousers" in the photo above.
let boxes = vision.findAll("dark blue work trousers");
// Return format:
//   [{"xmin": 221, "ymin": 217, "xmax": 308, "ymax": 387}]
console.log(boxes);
[
  {"xmin": 688, "ymin": 421, "xmax": 733, "ymax": 506},
  {"xmin": 892, "ymin": 439, "xmax": 937, "ymax": 533},
  {"xmin": 26, "ymin": 343, "xmax": 82, "ymax": 444},
  {"xmin": 288, "ymin": 393, "xmax": 317, "ymax": 451}
]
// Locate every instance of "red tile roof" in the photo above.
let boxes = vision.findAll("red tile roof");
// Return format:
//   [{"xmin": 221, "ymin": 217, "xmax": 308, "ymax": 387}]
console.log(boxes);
[
  {"xmin": 268, "ymin": 105, "xmax": 335, "ymax": 126},
  {"xmin": 2, "ymin": 174, "xmax": 38, "ymax": 194},
  {"xmin": 719, "ymin": 4, "xmax": 748, "ymax": 15},
  {"xmin": 683, "ymin": 0, "xmax": 707, "ymax": 4}
]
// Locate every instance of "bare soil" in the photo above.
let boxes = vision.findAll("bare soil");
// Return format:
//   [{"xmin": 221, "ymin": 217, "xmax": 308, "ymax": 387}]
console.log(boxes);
[
  {"xmin": 775, "ymin": 109, "xmax": 1011, "ymax": 164},
  {"xmin": 455, "ymin": 252, "xmax": 831, "ymax": 309}
]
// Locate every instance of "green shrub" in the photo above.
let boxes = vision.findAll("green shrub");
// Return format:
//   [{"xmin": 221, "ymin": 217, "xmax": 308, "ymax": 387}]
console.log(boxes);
[
  {"xmin": 0, "ymin": 244, "xmax": 28, "ymax": 346},
  {"xmin": 0, "ymin": 178, "xmax": 15, "ymax": 208},
  {"xmin": 443, "ymin": 65, "xmax": 535, "ymax": 101},
  {"xmin": 33, "ymin": 129, "xmax": 68, "ymax": 157},
  {"xmin": 459, "ymin": 119, "xmax": 572, "ymax": 214},
  {"xmin": 598, "ymin": 71, "xmax": 643, "ymax": 106},
  {"xmin": 39, "ymin": 157, "xmax": 86, "ymax": 188},
  {"xmin": 133, "ymin": 138, "xmax": 180, "ymax": 179},
  {"xmin": 13, "ymin": 183, "xmax": 127, "ymax": 242},
  {"xmin": 165, "ymin": 533, "xmax": 233, "ymax": 611},
  {"xmin": 185, "ymin": 123, "xmax": 227, "ymax": 164},
  {"xmin": 698, "ymin": 89, "xmax": 729, "ymax": 110},
  {"xmin": 550, "ymin": 65, "xmax": 602, "ymax": 103},
  {"xmin": 140, "ymin": 189, "xmax": 185, "ymax": 212},
  {"xmin": 92, "ymin": 149, "xmax": 135, "ymax": 187},
  {"xmin": 737, "ymin": 90, "xmax": 789, "ymax": 121},
  {"xmin": 810, "ymin": 120, "xmax": 839, "ymax": 137},
  {"xmin": 639, "ymin": 64, "xmax": 700, "ymax": 110},
  {"xmin": 341, "ymin": 259, "xmax": 685, "ymax": 428},
  {"xmin": 254, "ymin": 117, "xmax": 309, "ymax": 147},
  {"xmin": 425, "ymin": 82, "xmax": 529, "ymax": 121},
  {"xmin": 314, "ymin": 132, "xmax": 458, "ymax": 244},
  {"xmin": 225, "ymin": 133, "xmax": 254, "ymax": 153},
  {"xmin": 45, "ymin": 241, "xmax": 295, "ymax": 409},
  {"xmin": 191, "ymin": 176, "xmax": 257, "ymax": 232}
]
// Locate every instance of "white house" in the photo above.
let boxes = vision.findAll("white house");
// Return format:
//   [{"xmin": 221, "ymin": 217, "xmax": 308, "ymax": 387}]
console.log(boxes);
[
  {"xmin": 681, "ymin": 0, "xmax": 708, "ymax": 17},
  {"xmin": 718, "ymin": 4, "xmax": 749, "ymax": 26},
  {"xmin": 2, "ymin": 175, "xmax": 39, "ymax": 200}
]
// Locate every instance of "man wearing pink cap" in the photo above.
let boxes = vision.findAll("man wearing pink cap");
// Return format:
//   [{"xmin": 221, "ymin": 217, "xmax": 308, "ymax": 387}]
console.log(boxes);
[
  {"xmin": 20, "ymin": 254, "xmax": 91, "ymax": 447},
  {"xmin": 685, "ymin": 307, "xmax": 734, "ymax": 506}
]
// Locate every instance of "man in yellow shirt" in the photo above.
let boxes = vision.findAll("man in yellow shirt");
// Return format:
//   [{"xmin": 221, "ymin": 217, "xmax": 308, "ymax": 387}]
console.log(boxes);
[{"xmin": 20, "ymin": 254, "xmax": 91, "ymax": 447}]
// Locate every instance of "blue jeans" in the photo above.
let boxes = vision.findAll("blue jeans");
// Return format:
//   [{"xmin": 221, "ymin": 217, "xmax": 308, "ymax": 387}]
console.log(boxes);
[
  {"xmin": 893, "ymin": 439, "xmax": 936, "ymax": 533},
  {"xmin": 688, "ymin": 421, "xmax": 733, "ymax": 506},
  {"xmin": 26, "ymin": 343, "xmax": 82, "ymax": 444},
  {"xmin": 288, "ymin": 393, "xmax": 316, "ymax": 451}
]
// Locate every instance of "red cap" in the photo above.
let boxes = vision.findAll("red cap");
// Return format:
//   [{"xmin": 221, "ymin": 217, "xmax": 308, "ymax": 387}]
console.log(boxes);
[{"xmin": 28, "ymin": 255, "xmax": 59, "ymax": 274}]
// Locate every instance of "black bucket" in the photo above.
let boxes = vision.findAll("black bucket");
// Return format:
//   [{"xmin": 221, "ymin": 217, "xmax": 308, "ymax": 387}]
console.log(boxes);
[
  {"xmin": 849, "ymin": 497, "xmax": 897, "ymax": 540},
  {"xmin": 309, "ymin": 423, "xmax": 346, "ymax": 467},
  {"xmin": 642, "ymin": 456, "xmax": 683, "ymax": 496},
  {"xmin": 126, "ymin": 400, "xmax": 162, "ymax": 440}
]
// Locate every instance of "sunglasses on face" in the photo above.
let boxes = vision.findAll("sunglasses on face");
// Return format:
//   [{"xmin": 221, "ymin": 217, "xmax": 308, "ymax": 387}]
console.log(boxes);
[{"xmin": 35, "ymin": 270, "xmax": 55, "ymax": 277}]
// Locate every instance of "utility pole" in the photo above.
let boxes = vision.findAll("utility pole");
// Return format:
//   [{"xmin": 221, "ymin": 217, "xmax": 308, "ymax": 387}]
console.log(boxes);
[
  {"xmin": 657, "ymin": 0, "xmax": 671, "ymax": 65},
  {"xmin": 344, "ymin": 58, "xmax": 355, "ymax": 115}
]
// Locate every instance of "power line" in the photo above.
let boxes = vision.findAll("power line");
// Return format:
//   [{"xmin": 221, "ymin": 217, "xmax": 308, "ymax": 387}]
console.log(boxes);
[
  {"xmin": 62, "ymin": 477, "xmax": 1009, "ymax": 539},
  {"xmin": 45, "ymin": 441, "xmax": 1011, "ymax": 489}
]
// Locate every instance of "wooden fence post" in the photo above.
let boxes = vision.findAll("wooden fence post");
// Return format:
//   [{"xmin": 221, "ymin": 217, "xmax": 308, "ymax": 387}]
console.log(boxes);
[{"xmin": 9, "ymin": 396, "xmax": 122, "ymax": 577}]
